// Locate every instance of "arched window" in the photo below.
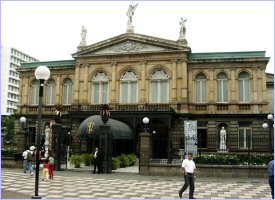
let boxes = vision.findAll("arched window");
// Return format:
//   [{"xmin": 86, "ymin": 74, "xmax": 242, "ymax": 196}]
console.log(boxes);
[
  {"xmin": 92, "ymin": 72, "xmax": 109, "ymax": 104},
  {"xmin": 63, "ymin": 79, "xmax": 72, "ymax": 105},
  {"xmin": 150, "ymin": 70, "xmax": 169, "ymax": 103},
  {"xmin": 31, "ymin": 80, "xmax": 39, "ymax": 105},
  {"xmin": 238, "ymin": 72, "xmax": 250, "ymax": 103},
  {"xmin": 217, "ymin": 72, "xmax": 229, "ymax": 103},
  {"xmin": 120, "ymin": 71, "xmax": 138, "ymax": 103},
  {"xmin": 47, "ymin": 79, "xmax": 56, "ymax": 105},
  {"xmin": 196, "ymin": 73, "xmax": 207, "ymax": 103}
]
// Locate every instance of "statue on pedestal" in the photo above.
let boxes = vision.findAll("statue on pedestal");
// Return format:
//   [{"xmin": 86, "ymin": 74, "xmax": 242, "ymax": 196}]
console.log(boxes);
[
  {"xmin": 81, "ymin": 26, "xmax": 87, "ymax": 42},
  {"xmin": 127, "ymin": 2, "xmax": 138, "ymax": 26},
  {"xmin": 219, "ymin": 127, "xmax": 227, "ymax": 150}
]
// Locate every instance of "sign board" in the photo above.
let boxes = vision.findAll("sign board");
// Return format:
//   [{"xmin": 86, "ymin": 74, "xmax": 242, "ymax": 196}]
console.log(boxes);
[{"xmin": 184, "ymin": 120, "xmax": 198, "ymax": 155}]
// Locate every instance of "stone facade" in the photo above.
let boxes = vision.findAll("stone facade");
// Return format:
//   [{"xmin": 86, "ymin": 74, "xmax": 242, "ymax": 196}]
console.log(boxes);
[{"xmin": 15, "ymin": 31, "xmax": 273, "ymax": 169}]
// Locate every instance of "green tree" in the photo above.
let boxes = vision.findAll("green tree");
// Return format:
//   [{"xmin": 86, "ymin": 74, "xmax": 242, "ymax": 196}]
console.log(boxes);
[{"xmin": 2, "ymin": 115, "xmax": 15, "ymax": 144}]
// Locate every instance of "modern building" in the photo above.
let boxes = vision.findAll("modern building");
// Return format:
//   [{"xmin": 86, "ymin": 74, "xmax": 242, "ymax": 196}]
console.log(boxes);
[
  {"xmin": 1, "ymin": 44, "xmax": 39, "ymax": 116},
  {"xmin": 15, "ymin": 15, "xmax": 273, "ymax": 171}
]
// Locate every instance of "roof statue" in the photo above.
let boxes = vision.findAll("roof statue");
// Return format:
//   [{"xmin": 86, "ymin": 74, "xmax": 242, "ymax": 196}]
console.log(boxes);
[
  {"xmin": 81, "ymin": 26, "xmax": 87, "ymax": 42},
  {"xmin": 127, "ymin": 2, "xmax": 138, "ymax": 33},
  {"xmin": 178, "ymin": 17, "xmax": 188, "ymax": 46},
  {"xmin": 78, "ymin": 25, "xmax": 87, "ymax": 51}
]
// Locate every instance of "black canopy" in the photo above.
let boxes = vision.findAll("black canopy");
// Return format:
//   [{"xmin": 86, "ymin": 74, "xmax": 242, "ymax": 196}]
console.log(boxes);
[{"xmin": 77, "ymin": 115, "xmax": 133, "ymax": 139}]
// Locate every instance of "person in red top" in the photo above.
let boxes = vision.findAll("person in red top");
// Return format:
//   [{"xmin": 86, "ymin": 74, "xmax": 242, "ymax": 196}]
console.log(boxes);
[{"xmin": 42, "ymin": 159, "xmax": 50, "ymax": 181}]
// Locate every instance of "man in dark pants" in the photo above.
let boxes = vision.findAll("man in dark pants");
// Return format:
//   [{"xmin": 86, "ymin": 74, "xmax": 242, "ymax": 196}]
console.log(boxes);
[
  {"xmin": 268, "ymin": 160, "xmax": 274, "ymax": 199},
  {"xmin": 179, "ymin": 152, "xmax": 196, "ymax": 199},
  {"xmin": 93, "ymin": 147, "xmax": 101, "ymax": 174}
]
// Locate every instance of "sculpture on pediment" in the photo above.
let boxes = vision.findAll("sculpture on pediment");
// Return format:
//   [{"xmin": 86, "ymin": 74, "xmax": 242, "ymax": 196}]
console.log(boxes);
[
  {"xmin": 81, "ymin": 26, "xmax": 87, "ymax": 42},
  {"xmin": 127, "ymin": 2, "xmax": 138, "ymax": 25},
  {"xmin": 180, "ymin": 17, "xmax": 187, "ymax": 35}
]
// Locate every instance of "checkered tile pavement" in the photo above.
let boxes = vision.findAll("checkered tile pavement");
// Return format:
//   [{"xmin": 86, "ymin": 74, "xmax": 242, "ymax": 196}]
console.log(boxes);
[{"xmin": 1, "ymin": 168, "xmax": 272, "ymax": 199}]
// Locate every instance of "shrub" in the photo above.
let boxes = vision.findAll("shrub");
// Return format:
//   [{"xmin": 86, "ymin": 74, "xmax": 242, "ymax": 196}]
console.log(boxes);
[
  {"xmin": 81, "ymin": 153, "xmax": 93, "ymax": 166},
  {"xmin": 70, "ymin": 154, "xmax": 82, "ymax": 168},
  {"xmin": 1, "ymin": 145, "xmax": 17, "ymax": 156},
  {"xmin": 194, "ymin": 153, "xmax": 273, "ymax": 166},
  {"xmin": 118, "ymin": 154, "xmax": 131, "ymax": 168},
  {"xmin": 127, "ymin": 153, "xmax": 137, "ymax": 166},
  {"xmin": 112, "ymin": 157, "xmax": 120, "ymax": 170}
]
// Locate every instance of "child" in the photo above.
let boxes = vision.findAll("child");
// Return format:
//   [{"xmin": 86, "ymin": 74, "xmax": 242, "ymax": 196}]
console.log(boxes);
[
  {"xmin": 42, "ymin": 159, "xmax": 50, "ymax": 181},
  {"xmin": 48, "ymin": 154, "xmax": 55, "ymax": 179}
]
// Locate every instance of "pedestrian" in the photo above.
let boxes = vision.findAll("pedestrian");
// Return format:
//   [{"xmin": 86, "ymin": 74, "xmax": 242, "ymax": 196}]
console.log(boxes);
[
  {"xmin": 48, "ymin": 153, "xmax": 55, "ymax": 179},
  {"xmin": 179, "ymin": 152, "xmax": 196, "ymax": 199},
  {"xmin": 268, "ymin": 159, "xmax": 274, "ymax": 199},
  {"xmin": 42, "ymin": 159, "xmax": 50, "ymax": 181},
  {"xmin": 21, "ymin": 148, "xmax": 28, "ymax": 175},
  {"xmin": 26, "ymin": 149, "xmax": 34, "ymax": 176},
  {"xmin": 93, "ymin": 147, "xmax": 101, "ymax": 174}
]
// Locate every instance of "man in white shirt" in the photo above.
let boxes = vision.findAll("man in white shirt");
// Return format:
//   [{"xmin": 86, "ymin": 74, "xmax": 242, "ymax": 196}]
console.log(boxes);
[
  {"xmin": 179, "ymin": 152, "xmax": 196, "ymax": 199},
  {"xmin": 22, "ymin": 149, "xmax": 28, "ymax": 175},
  {"xmin": 93, "ymin": 147, "xmax": 101, "ymax": 174}
]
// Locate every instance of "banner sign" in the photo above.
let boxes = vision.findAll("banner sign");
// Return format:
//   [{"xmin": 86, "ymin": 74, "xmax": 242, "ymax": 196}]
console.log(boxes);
[{"xmin": 184, "ymin": 120, "xmax": 197, "ymax": 155}]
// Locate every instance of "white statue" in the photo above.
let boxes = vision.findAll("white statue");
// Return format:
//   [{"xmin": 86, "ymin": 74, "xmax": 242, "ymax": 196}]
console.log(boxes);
[
  {"xmin": 127, "ymin": 2, "xmax": 138, "ymax": 25},
  {"xmin": 220, "ymin": 127, "xmax": 227, "ymax": 149},
  {"xmin": 179, "ymin": 17, "xmax": 187, "ymax": 34},
  {"xmin": 81, "ymin": 26, "xmax": 87, "ymax": 42}
]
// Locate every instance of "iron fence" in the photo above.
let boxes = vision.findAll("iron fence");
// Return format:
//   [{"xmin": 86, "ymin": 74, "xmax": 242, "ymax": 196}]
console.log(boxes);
[{"xmin": 150, "ymin": 134, "xmax": 273, "ymax": 166}]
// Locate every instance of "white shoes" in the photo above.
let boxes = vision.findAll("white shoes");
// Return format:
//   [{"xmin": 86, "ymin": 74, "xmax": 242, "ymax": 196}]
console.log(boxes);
[
  {"xmin": 31, "ymin": 172, "xmax": 34, "ymax": 176},
  {"xmin": 22, "ymin": 173, "xmax": 27, "ymax": 176}
]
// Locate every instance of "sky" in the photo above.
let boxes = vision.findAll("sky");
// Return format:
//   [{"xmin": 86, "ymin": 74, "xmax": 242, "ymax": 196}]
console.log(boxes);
[{"xmin": 1, "ymin": 1, "xmax": 274, "ymax": 73}]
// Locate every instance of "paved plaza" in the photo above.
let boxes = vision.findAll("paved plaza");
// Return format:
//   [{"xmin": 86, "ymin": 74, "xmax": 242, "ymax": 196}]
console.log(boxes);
[{"xmin": 1, "ymin": 167, "xmax": 272, "ymax": 199}]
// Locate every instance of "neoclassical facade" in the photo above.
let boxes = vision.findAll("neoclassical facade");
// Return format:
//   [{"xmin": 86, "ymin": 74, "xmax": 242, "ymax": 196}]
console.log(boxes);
[{"xmin": 16, "ymin": 30, "xmax": 273, "ymax": 160}]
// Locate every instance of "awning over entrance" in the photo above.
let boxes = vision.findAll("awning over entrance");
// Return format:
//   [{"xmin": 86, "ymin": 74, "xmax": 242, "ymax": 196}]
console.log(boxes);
[{"xmin": 77, "ymin": 115, "xmax": 133, "ymax": 139}]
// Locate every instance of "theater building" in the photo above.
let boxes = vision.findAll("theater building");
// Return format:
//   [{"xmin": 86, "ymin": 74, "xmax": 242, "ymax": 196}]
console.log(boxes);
[{"xmin": 15, "ymin": 18, "xmax": 273, "ymax": 170}]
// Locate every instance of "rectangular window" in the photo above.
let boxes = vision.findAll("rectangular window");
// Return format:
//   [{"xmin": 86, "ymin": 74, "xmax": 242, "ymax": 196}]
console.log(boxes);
[
  {"xmin": 239, "ymin": 80, "xmax": 250, "ymax": 102},
  {"xmin": 196, "ymin": 80, "xmax": 207, "ymax": 103},
  {"xmin": 31, "ymin": 85, "xmax": 39, "ymax": 105},
  {"xmin": 47, "ymin": 85, "xmax": 56, "ymax": 105},
  {"xmin": 93, "ymin": 82, "xmax": 108, "ymax": 104},
  {"xmin": 239, "ymin": 127, "xmax": 252, "ymax": 149}
]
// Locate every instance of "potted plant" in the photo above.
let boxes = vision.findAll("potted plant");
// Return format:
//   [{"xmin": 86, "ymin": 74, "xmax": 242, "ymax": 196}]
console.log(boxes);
[
  {"xmin": 70, "ymin": 154, "xmax": 82, "ymax": 168},
  {"xmin": 81, "ymin": 153, "xmax": 93, "ymax": 166}
]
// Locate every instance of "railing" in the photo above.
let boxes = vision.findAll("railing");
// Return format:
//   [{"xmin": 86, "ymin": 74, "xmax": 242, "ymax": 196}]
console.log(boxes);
[{"xmin": 19, "ymin": 103, "xmax": 173, "ymax": 114}]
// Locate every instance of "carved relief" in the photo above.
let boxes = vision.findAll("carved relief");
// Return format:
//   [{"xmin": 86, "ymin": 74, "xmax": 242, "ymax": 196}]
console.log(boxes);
[{"xmin": 112, "ymin": 41, "xmax": 147, "ymax": 52}]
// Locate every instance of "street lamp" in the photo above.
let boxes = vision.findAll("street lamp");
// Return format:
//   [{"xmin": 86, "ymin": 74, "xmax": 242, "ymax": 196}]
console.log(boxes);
[
  {"xmin": 262, "ymin": 113, "xmax": 274, "ymax": 153},
  {"xmin": 32, "ymin": 66, "xmax": 50, "ymax": 199},
  {"xmin": 20, "ymin": 116, "xmax": 27, "ymax": 130},
  {"xmin": 142, "ymin": 117, "xmax": 149, "ymax": 133}
]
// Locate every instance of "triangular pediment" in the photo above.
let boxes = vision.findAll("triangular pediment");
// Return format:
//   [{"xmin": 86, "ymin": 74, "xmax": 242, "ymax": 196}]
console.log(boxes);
[{"xmin": 72, "ymin": 33, "xmax": 190, "ymax": 57}]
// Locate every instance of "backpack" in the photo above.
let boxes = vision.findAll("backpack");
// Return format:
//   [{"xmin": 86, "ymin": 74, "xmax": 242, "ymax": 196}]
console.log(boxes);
[
  {"xmin": 27, "ymin": 152, "xmax": 33, "ymax": 162},
  {"xmin": 49, "ymin": 156, "xmax": 55, "ymax": 165}
]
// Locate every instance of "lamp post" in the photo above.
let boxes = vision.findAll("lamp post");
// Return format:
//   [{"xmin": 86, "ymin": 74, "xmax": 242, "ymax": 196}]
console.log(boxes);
[
  {"xmin": 262, "ymin": 113, "xmax": 274, "ymax": 153},
  {"xmin": 32, "ymin": 66, "xmax": 50, "ymax": 199},
  {"xmin": 142, "ymin": 117, "xmax": 149, "ymax": 133},
  {"xmin": 20, "ymin": 116, "xmax": 27, "ymax": 130}
]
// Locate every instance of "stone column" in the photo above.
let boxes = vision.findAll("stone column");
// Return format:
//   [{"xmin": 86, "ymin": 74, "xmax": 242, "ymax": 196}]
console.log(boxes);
[
  {"xmin": 171, "ymin": 60, "xmax": 177, "ymax": 102},
  {"xmin": 83, "ymin": 64, "xmax": 89, "ymax": 104},
  {"xmin": 230, "ymin": 68, "xmax": 236, "ymax": 102},
  {"xmin": 140, "ymin": 61, "xmax": 146, "ymax": 103},
  {"xmin": 252, "ymin": 67, "xmax": 258, "ymax": 102},
  {"xmin": 74, "ymin": 64, "xmax": 80, "ymax": 104},
  {"xmin": 110, "ymin": 62, "xmax": 117, "ymax": 103},
  {"xmin": 181, "ymin": 60, "xmax": 188, "ymax": 102},
  {"xmin": 209, "ymin": 69, "xmax": 214, "ymax": 102},
  {"xmin": 56, "ymin": 75, "xmax": 61, "ymax": 104},
  {"xmin": 139, "ymin": 132, "xmax": 152, "ymax": 175}
]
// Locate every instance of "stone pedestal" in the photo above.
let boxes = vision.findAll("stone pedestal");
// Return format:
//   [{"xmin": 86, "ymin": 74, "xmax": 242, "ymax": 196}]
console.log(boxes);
[
  {"xmin": 15, "ymin": 130, "xmax": 28, "ymax": 153},
  {"xmin": 127, "ymin": 25, "xmax": 134, "ymax": 33},
  {"xmin": 139, "ymin": 132, "xmax": 152, "ymax": 175},
  {"xmin": 217, "ymin": 149, "xmax": 228, "ymax": 153},
  {"xmin": 99, "ymin": 124, "xmax": 112, "ymax": 174}
]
